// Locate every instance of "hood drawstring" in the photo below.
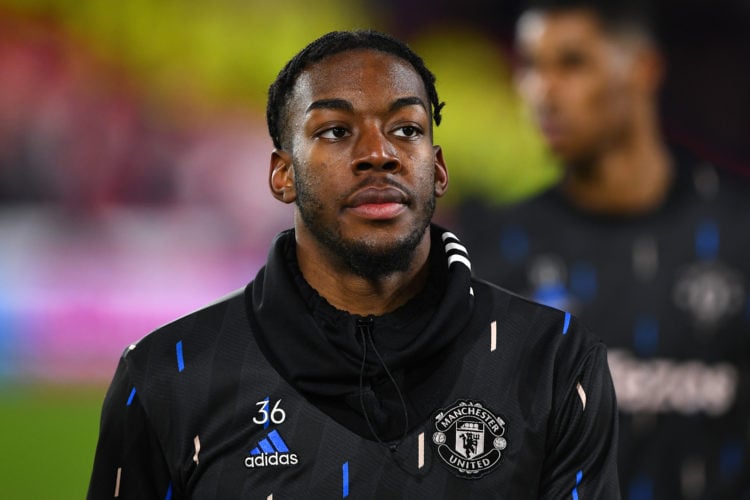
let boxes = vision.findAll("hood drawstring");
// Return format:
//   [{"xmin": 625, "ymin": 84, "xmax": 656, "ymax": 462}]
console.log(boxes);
[{"xmin": 357, "ymin": 317, "xmax": 416, "ymax": 472}]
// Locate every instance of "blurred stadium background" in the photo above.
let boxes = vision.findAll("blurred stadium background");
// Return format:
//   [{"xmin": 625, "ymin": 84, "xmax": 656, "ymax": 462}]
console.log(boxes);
[{"xmin": 0, "ymin": 0, "xmax": 747, "ymax": 497}]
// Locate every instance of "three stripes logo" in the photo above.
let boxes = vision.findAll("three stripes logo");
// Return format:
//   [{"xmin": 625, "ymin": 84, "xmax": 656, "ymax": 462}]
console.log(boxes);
[
  {"xmin": 442, "ymin": 231, "xmax": 471, "ymax": 271},
  {"xmin": 244, "ymin": 429, "xmax": 299, "ymax": 469}
]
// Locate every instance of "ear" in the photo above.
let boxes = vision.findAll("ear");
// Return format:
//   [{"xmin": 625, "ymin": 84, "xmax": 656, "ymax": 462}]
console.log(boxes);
[
  {"xmin": 433, "ymin": 145, "xmax": 449, "ymax": 197},
  {"xmin": 631, "ymin": 46, "xmax": 665, "ymax": 96},
  {"xmin": 269, "ymin": 149, "xmax": 296, "ymax": 204}
]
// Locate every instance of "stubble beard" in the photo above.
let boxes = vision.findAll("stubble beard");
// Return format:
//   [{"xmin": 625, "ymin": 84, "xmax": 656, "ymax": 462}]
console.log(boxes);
[{"xmin": 294, "ymin": 171, "xmax": 435, "ymax": 280}]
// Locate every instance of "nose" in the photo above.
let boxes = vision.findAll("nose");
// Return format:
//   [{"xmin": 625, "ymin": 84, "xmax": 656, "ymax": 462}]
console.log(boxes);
[{"xmin": 350, "ymin": 125, "xmax": 401, "ymax": 173}]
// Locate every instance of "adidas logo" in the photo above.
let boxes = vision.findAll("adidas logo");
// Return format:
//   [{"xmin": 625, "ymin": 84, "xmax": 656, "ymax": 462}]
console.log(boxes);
[{"xmin": 244, "ymin": 429, "xmax": 299, "ymax": 469}]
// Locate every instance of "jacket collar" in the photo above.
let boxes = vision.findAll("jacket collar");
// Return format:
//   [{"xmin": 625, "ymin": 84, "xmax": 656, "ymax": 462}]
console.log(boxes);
[{"xmin": 246, "ymin": 224, "xmax": 475, "ymax": 400}]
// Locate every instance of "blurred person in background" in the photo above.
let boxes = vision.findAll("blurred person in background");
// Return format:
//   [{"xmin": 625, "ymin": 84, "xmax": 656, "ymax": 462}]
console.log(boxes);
[
  {"xmin": 88, "ymin": 30, "xmax": 620, "ymax": 498},
  {"xmin": 459, "ymin": 1, "xmax": 750, "ymax": 498}
]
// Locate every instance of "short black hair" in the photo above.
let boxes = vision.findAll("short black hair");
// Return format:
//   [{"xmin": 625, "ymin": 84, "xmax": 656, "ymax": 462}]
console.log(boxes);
[
  {"xmin": 266, "ymin": 30, "xmax": 444, "ymax": 150},
  {"xmin": 521, "ymin": 0, "xmax": 656, "ymax": 40}
]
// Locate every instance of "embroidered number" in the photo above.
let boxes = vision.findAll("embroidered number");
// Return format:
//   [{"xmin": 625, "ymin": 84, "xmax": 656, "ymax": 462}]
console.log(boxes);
[{"xmin": 253, "ymin": 399, "xmax": 286, "ymax": 425}]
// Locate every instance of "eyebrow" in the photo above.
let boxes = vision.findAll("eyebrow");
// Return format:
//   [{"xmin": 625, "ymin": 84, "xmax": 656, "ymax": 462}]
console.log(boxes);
[
  {"xmin": 389, "ymin": 96, "xmax": 428, "ymax": 113},
  {"xmin": 306, "ymin": 99, "xmax": 353, "ymax": 114},
  {"xmin": 305, "ymin": 96, "xmax": 428, "ymax": 114}
]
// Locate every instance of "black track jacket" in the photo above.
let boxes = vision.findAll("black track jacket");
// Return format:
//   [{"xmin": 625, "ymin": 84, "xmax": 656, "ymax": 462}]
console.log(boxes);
[{"xmin": 88, "ymin": 225, "xmax": 620, "ymax": 499}]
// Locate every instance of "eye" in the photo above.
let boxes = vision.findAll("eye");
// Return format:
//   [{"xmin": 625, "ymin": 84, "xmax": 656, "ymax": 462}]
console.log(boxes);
[
  {"xmin": 559, "ymin": 49, "xmax": 588, "ymax": 70},
  {"xmin": 393, "ymin": 125, "xmax": 422, "ymax": 138},
  {"xmin": 318, "ymin": 127, "xmax": 349, "ymax": 140}
]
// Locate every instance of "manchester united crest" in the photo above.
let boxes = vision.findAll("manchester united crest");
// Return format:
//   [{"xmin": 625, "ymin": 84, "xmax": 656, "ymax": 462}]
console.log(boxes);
[{"xmin": 431, "ymin": 400, "xmax": 507, "ymax": 478}]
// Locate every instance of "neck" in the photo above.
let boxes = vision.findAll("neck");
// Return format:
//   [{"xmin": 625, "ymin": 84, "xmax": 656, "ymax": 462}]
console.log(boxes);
[
  {"xmin": 562, "ymin": 119, "xmax": 673, "ymax": 215},
  {"xmin": 294, "ymin": 225, "xmax": 432, "ymax": 316}
]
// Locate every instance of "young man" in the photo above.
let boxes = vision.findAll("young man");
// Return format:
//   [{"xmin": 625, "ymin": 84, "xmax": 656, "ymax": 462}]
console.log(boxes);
[
  {"xmin": 460, "ymin": 3, "xmax": 750, "ymax": 499},
  {"xmin": 88, "ymin": 30, "xmax": 619, "ymax": 498}
]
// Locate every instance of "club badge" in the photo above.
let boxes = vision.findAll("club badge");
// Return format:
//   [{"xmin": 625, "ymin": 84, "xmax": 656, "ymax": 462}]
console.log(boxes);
[
  {"xmin": 431, "ymin": 399, "xmax": 507, "ymax": 478},
  {"xmin": 673, "ymin": 261, "xmax": 744, "ymax": 331}
]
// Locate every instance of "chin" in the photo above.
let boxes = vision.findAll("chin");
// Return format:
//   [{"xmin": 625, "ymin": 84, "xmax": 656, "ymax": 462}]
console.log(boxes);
[
  {"xmin": 549, "ymin": 144, "xmax": 585, "ymax": 165},
  {"xmin": 348, "ymin": 231, "xmax": 415, "ymax": 254},
  {"xmin": 340, "ymin": 223, "xmax": 429, "ymax": 278}
]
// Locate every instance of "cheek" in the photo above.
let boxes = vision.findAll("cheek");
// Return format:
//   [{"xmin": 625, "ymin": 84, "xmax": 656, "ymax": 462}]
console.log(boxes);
[
  {"xmin": 292, "ymin": 161, "xmax": 317, "ymax": 196},
  {"xmin": 415, "ymin": 160, "xmax": 440, "ymax": 194},
  {"xmin": 595, "ymin": 81, "xmax": 634, "ymax": 133},
  {"xmin": 567, "ymin": 75, "xmax": 606, "ymax": 110},
  {"xmin": 565, "ymin": 77, "xmax": 616, "ymax": 130},
  {"xmin": 294, "ymin": 160, "xmax": 347, "ymax": 211}
]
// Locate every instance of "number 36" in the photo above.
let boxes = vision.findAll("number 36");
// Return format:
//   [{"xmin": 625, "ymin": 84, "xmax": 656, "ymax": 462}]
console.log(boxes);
[{"xmin": 253, "ymin": 399, "xmax": 286, "ymax": 425}]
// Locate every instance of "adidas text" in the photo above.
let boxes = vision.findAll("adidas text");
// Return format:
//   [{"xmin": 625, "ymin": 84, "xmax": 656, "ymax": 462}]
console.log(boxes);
[{"xmin": 244, "ymin": 452, "xmax": 299, "ymax": 469}]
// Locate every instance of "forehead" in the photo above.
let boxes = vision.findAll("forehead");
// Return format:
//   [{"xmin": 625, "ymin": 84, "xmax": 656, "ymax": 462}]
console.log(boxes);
[
  {"xmin": 517, "ymin": 9, "xmax": 608, "ymax": 50},
  {"xmin": 290, "ymin": 49, "xmax": 428, "ymax": 109}
]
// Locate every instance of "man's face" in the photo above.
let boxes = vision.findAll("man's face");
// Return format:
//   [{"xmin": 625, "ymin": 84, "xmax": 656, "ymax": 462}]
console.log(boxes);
[
  {"xmin": 273, "ymin": 49, "xmax": 447, "ymax": 278},
  {"xmin": 515, "ymin": 9, "xmax": 638, "ymax": 165}
]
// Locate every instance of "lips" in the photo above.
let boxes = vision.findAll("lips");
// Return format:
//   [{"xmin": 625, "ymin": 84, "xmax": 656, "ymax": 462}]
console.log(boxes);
[
  {"xmin": 537, "ymin": 116, "xmax": 568, "ymax": 147},
  {"xmin": 346, "ymin": 186, "xmax": 409, "ymax": 220},
  {"xmin": 541, "ymin": 122, "xmax": 563, "ymax": 140},
  {"xmin": 536, "ymin": 109, "xmax": 567, "ymax": 145},
  {"xmin": 348, "ymin": 187, "xmax": 408, "ymax": 207}
]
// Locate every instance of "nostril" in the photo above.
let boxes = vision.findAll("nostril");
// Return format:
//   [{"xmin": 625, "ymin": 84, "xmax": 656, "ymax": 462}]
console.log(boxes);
[{"xmin": 353, "ymin": 160, "xmax": 399, "ymax": 172}]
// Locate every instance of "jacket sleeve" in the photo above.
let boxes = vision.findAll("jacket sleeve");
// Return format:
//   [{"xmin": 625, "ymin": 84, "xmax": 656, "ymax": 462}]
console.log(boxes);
[
  {"xmin": 87, "ymin": 355, "xmax": 179, "ymax": 499},
  {"xmin": 540, "ymin": 342, "xmax": 621, "ymax": 499}
]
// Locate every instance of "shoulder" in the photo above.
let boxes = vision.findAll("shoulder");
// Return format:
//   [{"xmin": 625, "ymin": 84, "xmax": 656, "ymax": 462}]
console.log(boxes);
[
  {"xmin": 121, "ymin": 288, "xmax": 247, "ymax": 391},
  {"xmin": 470, "ymin": 278, "xmax": 610, "ymax": 413},
  {"xmin": 671, "ymin": 146, "xmax": 750, "ymax": 204},
  {"xmin": 714, "ymin": 165, "xmax": 750, "ymax": 209},
  {"xmin": 472, "ymin": 277, "xmax": 603, "ymax": 358}
]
